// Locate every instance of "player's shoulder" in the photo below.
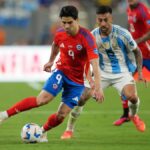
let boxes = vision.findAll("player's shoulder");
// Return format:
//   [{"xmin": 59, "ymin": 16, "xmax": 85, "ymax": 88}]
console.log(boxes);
[
  {"xmin": 55, "ymin": 28, "xmax": 65, "ymax": 36},
  {"xmin": 79, "ymin": 26, "xmax": 96, "ymax": 46},
  {"xmin": 137, "ymin": 2, "xmax": 149, "ymax": 13},
  {"xmin": 79, "ymin": 26, "xmax": 93, "ymax": 38},
  {"xmin": 113, "ymin": 24, "xmax": 131, "ymax": 37},
  {"xmin": 91, "ymin": 27, "xmax": 99, "ymax": 36},
  {"xmin": 138, "ymin": 2, "xmax": 148, "ymax": 8}
]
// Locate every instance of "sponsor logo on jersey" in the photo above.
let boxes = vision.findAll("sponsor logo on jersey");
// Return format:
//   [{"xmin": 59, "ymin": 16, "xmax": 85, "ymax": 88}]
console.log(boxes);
[
  {"xmin": 60, "ymin": 43, "xmax": 65, "ymax": 48},
  {"xmin": 76, "ymin": 44, "xmax": 82, "ymax": 50}
]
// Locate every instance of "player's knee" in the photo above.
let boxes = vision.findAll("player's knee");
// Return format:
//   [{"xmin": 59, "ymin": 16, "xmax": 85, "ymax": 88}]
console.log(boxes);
[
  {"xmin": 71, "ymin": 111, "xmax": 80, "ymax": 118},
  {"xmin": 126, "ymin": 94, "xmax": 138, "ymax": 104},
  {"xmin": 78, "ymin": 99, "xmax": 86, "ymax": 106},
  {"xmin": 78, "ymin": 95, "xmax": 89, "ymax": 106},
  {"xmin": 36, "ymin": 97, "xmax": 50, "ymax": 106},
  {"xmin": 57, "ymin": 112, "xmax": 66, "ymax": 121}
]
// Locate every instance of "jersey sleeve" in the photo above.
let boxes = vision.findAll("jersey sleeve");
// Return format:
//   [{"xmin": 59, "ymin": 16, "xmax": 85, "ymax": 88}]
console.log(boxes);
[
  {"xmin": 138, "ymin": 4, "xmax": 150, "ymax": 29},
  {"xmin": 83, "ymin": 31, "xmax": 99, "ymax": 60},
  {"xmin": 124, "ymin": 29, "xmax": 137, "ymax": 51}
]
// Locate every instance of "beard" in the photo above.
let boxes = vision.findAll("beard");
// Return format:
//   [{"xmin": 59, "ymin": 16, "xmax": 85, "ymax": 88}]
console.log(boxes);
[{"xmin": 100, "ymin": 27, "xmax": 109, "ymax": 35}]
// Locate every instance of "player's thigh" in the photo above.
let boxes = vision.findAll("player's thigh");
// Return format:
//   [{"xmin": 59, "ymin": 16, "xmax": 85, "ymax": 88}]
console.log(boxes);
[
  {"xmin": 101, "ymin": 71, "xmax": 113, "ymax": 89},
  {"xmin": 122, "ymin": 84, "xmax": 137, "ymax": 99},
  {"xmin": 57, "ymin": 102, "xmax": 72, "ymax": 119},
  {"xmin": 62, "ymin": 78, "xmax": 85, "ymax": 109},
  {"xmin": 36, "ymin": 90, "xmax": 54, "ymax": 105},
  {"xmin": 113, "ymin": 72, "xmax": 136, "ymax": 95},
  {"xmin": 78, "ymin": 87, "xmax": 92, "ymax": 106},
  {"xmin": 42, "ymin": 69, "xmax": 63, "ymax": 97}
]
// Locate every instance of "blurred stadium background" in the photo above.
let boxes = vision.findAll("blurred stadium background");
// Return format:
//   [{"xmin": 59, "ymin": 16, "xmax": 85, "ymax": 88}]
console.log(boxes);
[
  {"xmin": 0, "ymin": 1, "xmax": 150, "ymax": 150},
  {"xmin": 0, "ymin": 0, "xmax": 149, "ymax": 45}
]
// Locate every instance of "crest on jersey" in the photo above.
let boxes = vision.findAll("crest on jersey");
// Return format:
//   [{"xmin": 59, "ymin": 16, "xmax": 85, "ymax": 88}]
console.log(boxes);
[
  {"xmin": 53, "ymin": 84, "xmax": 58, "ymax": 89},
  {"xmin": 76, "ymin": 44, "xmax": 82, "ymax": 50}
]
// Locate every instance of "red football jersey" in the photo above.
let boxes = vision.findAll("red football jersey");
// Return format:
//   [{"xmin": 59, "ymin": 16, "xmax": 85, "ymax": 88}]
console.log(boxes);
[
  {"xmin": 127, "ymin": 2, "xmax": 150, "ymax": 59},
  {"xmin": 53, "ymin": 27, "xmax": 98, "ymax": 84}
]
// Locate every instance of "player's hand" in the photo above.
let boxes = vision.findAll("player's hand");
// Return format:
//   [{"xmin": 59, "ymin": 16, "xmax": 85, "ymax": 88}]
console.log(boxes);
[
  {"xmin": 43, "ymin": 62, "xmax": 54, "ymax": 72},
  {"xmin": 89, "ymin": 78, "xmax": 95, "ymax": 90},
  {"xmin": 137, "ymin": 72, "xmax": 148, "ymax": 88},
  {"xmin": 93, "ymin": 87, "xmax": 104, "ymax": 103}
]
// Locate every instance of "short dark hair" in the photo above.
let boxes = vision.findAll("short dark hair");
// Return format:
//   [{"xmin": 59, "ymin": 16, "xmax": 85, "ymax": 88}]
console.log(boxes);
[
  {"xmin": 96, "ymin": 5, "xmax": 112, "ymax": 14},
  {"xmin": 59, "ymin": 5, "xmax": 78, "ymax": 19}
]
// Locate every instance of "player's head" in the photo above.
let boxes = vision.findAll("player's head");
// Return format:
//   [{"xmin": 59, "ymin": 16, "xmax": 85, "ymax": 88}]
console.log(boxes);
[
  {"xmin": 59, "ymin": 5, "xmax": 79, "ymax": 35},
  {"xmin": 127, "ymin": 0, "xmax": 139, "ymax": 8},
  {"xmin": 96, "ymin": 5, "xmax": 112, "ymax": 35}
]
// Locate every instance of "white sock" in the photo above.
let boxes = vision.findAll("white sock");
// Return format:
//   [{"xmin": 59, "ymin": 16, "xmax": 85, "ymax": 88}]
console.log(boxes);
[
  {"xmin": 66, "ymin": 106, "xmax": 83, "ymax": 131},
  {"xmin": 128, "ymin": 98, "xmax": 140, "ymax": 117},
  {"xmin": 0, "ymin": 111, "xmax": 8, "ymax": 120}
]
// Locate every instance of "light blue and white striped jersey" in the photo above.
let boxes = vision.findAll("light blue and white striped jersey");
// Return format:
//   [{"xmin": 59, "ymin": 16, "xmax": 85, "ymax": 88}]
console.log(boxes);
[{"xmin": 92, "ymin": 24, "xmax": 137, "ymax": 73}]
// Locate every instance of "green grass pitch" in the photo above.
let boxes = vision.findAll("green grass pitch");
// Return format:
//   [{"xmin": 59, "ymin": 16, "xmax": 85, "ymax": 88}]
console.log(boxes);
[{"xmin": 0, "ymin": 82, "xmax": 149, "ymax": 150}]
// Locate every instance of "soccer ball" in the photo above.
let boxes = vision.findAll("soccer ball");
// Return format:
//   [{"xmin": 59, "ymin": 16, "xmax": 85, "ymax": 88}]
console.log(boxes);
[{"xmin": 21, "ymin": 123, "xmax": 43, "ymax": 143}]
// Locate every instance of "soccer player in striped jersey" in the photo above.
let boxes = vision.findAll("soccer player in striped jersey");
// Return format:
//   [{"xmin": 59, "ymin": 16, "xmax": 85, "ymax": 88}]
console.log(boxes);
[
  {"xmin": 114, "ymin": 0, "xmax": 150, "ymax": 126},
  {"xmin": 0, "ymin": 5, "xmax": 104, "ymax": 142},
  {"xmin": 61, "ymin": 5, "xmax": 146, "ymax": 140}
]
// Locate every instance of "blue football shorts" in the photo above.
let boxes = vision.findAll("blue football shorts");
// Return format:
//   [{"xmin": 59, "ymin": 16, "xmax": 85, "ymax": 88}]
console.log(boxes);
[{"xmin": 43, "ymin": 69, "xmax": 85, "ymax": 109}]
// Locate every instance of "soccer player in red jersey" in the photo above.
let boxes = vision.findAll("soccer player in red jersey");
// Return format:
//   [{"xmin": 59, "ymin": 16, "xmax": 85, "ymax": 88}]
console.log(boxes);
[
  {"xmin": 0, "ymin": 5, "xmax": 104, "ymax": 142},
  {"xmin": 113, "ymin": 0, "xmax": 150, "ymax": 126}
]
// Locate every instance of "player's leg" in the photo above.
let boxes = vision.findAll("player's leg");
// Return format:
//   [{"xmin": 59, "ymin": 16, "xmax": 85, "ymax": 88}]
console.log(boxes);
[
  {"xmin": 40, "ymin": 102, "xmax": 72, "ymax": 142},
  {"xmin": 40, "ymin": 79, "xmax": 85, "ymax": 142},
  {"xmin": 113, "ymin": 72, "xmax": 145, "ymax": 131},
  {"xmin": 113, "ymin": 95, "xmax": 130, "ymax": 126},
  {"xmin": 0, "ymin": 91, "xmax": 55, "ymax": 124},
  {"xmin": 0, "ymin": 69, "xmax": 63, "ymax": 124},
  {"xmin": 61, "ymin": 87, "xmax": 92, "ymax": 139},
  {"xmin": 122, "ymin": 84, "xmax": 145, "ymax": 132},
  {"xmin": 42, "ymin": 102, "xmax": 72, "ymax": 131},
  {"xmin": 60, "ymin": 72, "xmax": 108, "ymax": 139}
]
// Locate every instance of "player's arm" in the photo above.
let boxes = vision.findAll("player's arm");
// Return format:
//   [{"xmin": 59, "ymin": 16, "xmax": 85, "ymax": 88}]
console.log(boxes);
[
  {"xmin": 48, "ymin": 42, "xmax": 59, "ymax": 63},
  {"xmin": 125, "ymin": 29, "xmax": 144, "ymax": 81},
  {"xmin": 136, "ymin": 31, "xmax": 150, "ymax": 44},
  {"xmin": 132, "ymin": 47, "xmax": 145, "ymax": 82},
  {"xmin": 84, "ymin": 30, "xmax": 104, "ymax": 102},
  {"xmin": 43, "ymin": 42, "xmax": 59, "ymax": 72},
  {"xmin": 85, "ymin": 63, "xmax": 95, "ymax": 89},
  {"xmin": 90, "ymin": 58, "xmax": 104, "ymax": 103}
]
